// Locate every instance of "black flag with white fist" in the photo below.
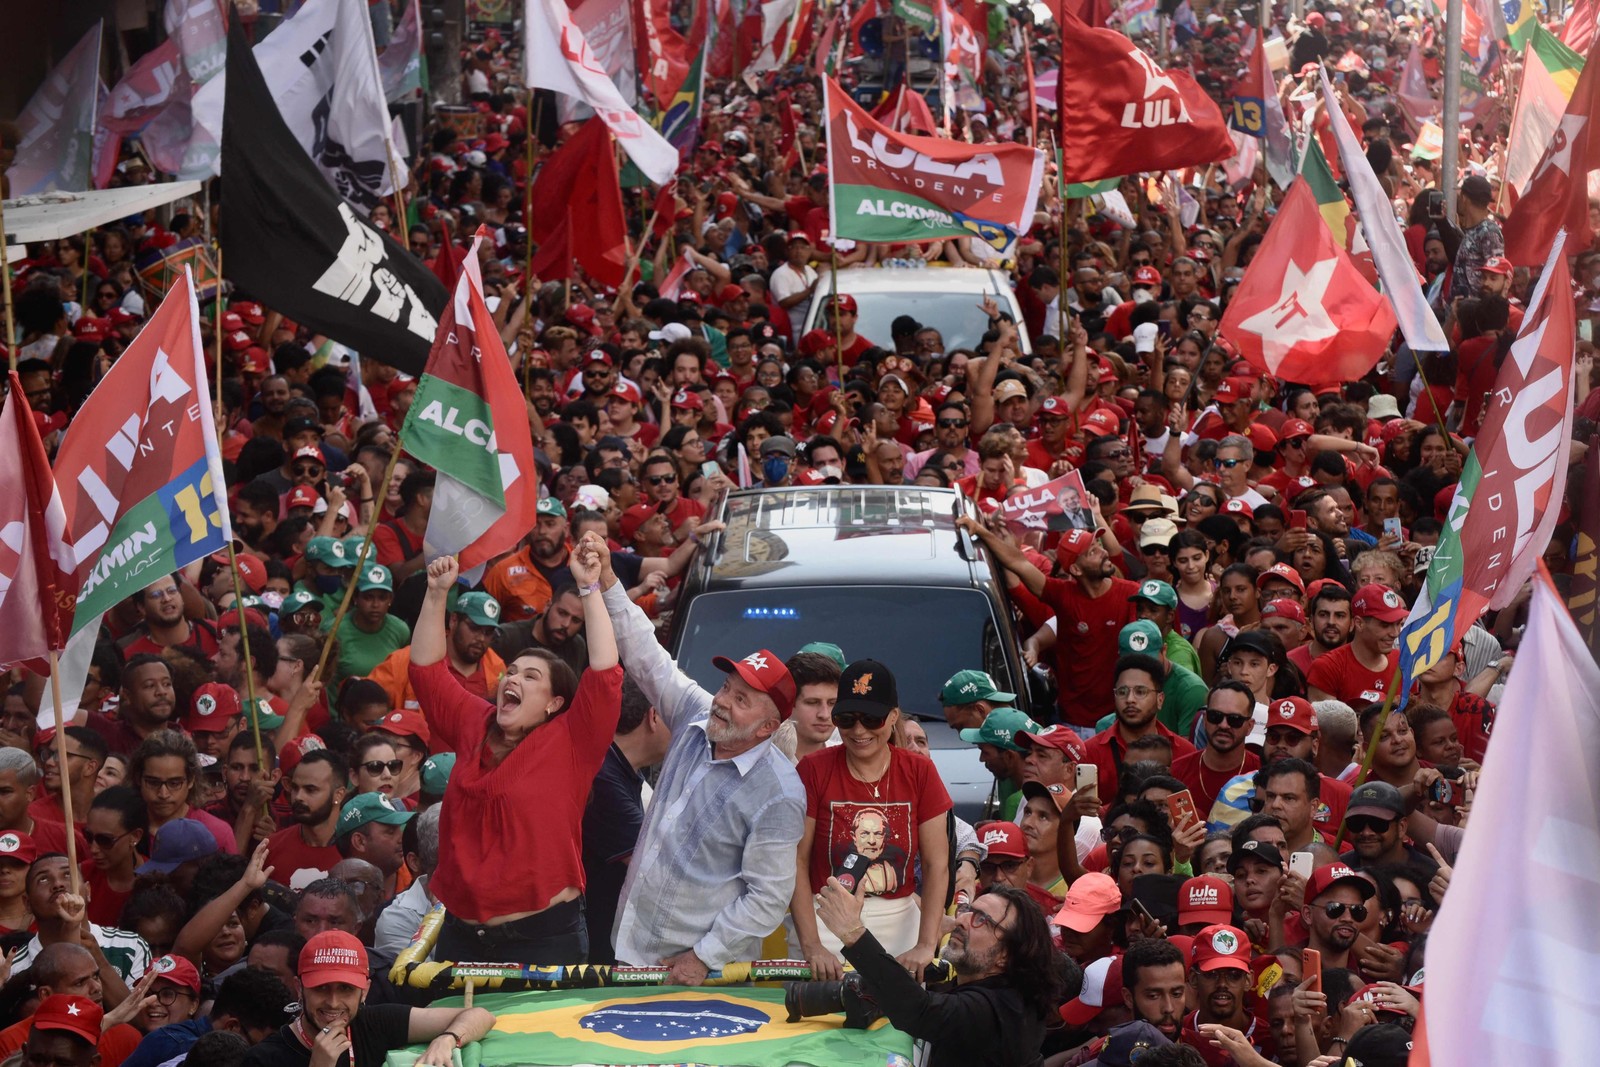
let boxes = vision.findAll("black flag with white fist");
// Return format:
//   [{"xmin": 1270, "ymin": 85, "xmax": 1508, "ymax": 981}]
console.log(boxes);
[{"xmin": 220, "ymin": 15, "xmax": 445, "ymax": 376}]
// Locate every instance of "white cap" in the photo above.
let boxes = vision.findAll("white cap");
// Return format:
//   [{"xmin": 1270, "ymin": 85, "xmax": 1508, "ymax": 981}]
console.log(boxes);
[
  {"xmin": 1133, "ymin": 322, "xmax": 1160, "ymax": 354},
  {"xmin": 574, "ymin": 484, "xmax": 611, "ymax": 512},
  {"xmin": 649, "ymin": 322, "xmax": 694, "ymax": 344},
  {"xmin": 1078, "ymin": 956, "xmax": 1115, "ymax": 1009}
]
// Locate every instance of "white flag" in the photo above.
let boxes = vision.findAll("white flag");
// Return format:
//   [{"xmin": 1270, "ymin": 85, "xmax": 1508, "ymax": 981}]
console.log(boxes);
[
  {"xmin": 192, "ymin": 0, "xmax": 408, "ymax": 210},
  {"xmin": 1318, "ymin": 71, "xmax": 1450, "ymax": 352},
  {"xmin": 523, "ymin": 0, "xmax": 678, "ymax": 185},
  {"xmin": 1416, "ymin": 570, "xmax": 1600, "ymax": 1064}
]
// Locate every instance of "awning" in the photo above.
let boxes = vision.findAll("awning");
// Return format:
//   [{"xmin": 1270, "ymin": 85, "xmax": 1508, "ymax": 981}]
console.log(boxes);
[{"xmin": 2, "ymin": 182, "xmax": 204, "ymax": 243}]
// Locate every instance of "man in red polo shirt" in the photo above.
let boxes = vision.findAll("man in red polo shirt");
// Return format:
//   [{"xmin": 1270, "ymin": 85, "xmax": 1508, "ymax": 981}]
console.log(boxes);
[
  {"xmin": 1171, "ymin": 682, "xmax": 1261, "ymax": 818},
  {"xmin": 1079, "ymin": 654, "xmax": 1197, "ymax": 798},
  {"xmin": 1306, "ymin": 585, "xmax": 1406, "ymax": 706}
]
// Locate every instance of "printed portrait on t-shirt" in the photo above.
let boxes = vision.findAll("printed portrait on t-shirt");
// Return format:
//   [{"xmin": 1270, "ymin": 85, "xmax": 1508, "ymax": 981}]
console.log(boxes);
[{"xmin": 827, "ymin": 802, "xmax": 912, "ymax": 897}]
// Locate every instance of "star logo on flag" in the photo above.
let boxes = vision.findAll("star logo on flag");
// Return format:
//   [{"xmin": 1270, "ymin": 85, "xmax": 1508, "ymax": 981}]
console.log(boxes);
[
  {"xmin": 1236, "ymin": 256, "xmax": 1340, "ymax": 372},
  {"xmin": 1129, "ymin": 49, "xmax": 1178, "ymax": 99},
  {"xmin": 1535, "ymin": 112, "xmax": 1586, "ymax": 182}
]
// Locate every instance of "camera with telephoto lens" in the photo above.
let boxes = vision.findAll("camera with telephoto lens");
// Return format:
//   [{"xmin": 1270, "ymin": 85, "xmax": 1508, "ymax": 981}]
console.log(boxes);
[{"xmin": 784, "ymin": 974, "xmax": 882, "ymax": 1029}]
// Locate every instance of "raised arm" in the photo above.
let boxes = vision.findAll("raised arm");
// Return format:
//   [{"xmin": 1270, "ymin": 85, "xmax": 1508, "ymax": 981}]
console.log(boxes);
[
  {"xmin": 595, "ymin": 543, "xmax": 712, "ymax": 731},
  {"xmin": 173, "ymin": 840, "xmax": 272, "ymax": 965},
  {"xmin": 571, "ymin": 532, "xmax": 618, "ymax": 671},
  {"xmin": 957, "ymin": 515, "xmax": 1049, "ymax": 598},
  {"xmin": 410, "ymin": 556, "xmax": 459, "ymax": 667}
]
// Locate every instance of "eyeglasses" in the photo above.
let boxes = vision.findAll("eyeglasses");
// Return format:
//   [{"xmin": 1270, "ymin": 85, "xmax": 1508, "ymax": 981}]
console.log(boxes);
[
  {"xmin": 1101, "ymin": 449, "xmax": 1130, "ymax": 459},
  {"xmin": 86, "ymin": 830, "xmax": 131, "ymax": 850},
  {"xmin": 1113, "ymin": 685, "xmax": 1156, "ymax": 699},
  {"xmin": 979, "ymin": 858, "xmax": 1024, "ymax": 875},
  {"xmin": 141, "ymin": 775, "xmax": 190, "ymax": 795},
  {"xmin": 954, "ymin": 903, "xmax": 1005, "ymax": 932},
  {"xmin": 1346, "ymin": 814, "xmax": 1397, "ymax": 835},
  {"xmin": 937, "ymin": 418, "xmax": 969, "ymax": 428},
  {"xmin": 646, "ymin": 473, "xmax": 677, "ymax": 485},
  {"xmin": 152, "ymin": 987, "xmax": 195, "ymax": 1006},
  {"xmin": 831, "ymin": 711, "xmax": 891, "ymax": 731},
  {"xmin": 1320, "ymin": 902, "xmax": 1370, "ymax": 922},
  {"xmin": 1215, "ymin": 458, "xmax": 1246, "ymax": 469},
  {"xmin": 361, "ymin": 759, "xmax": 404, "ymax": 776},
  {"xmin": 1100, "ymin": 825, "xmax": 1141, "ymax": 843},
  {"xmin": 1205, "ymin": 709, "xmax": 1251, "ymax": 729},
  {"xmin": 146, "ymin": 587, "xmax": 181, "ymax": 600}
]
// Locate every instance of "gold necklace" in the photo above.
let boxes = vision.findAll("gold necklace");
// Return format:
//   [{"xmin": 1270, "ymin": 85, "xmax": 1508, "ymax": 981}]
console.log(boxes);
[{"xmin": 848, "ymin": 752, "xmax": 892, "ymax": 798}]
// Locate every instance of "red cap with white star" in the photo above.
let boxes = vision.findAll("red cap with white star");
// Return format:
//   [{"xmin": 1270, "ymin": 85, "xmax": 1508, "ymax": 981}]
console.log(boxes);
[{"xmin": 33, "ymin": 994, "xmax": 102, "ymax": 1044}]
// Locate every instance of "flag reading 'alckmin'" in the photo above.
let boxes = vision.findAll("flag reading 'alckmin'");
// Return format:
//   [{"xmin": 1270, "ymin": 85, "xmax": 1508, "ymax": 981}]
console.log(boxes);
[
  {"xmin": 48, "ymin": 268, "xmax": 230, "ymax": 724},
  {"xmin": 220, "ymin": 14, "xmax": 445, "ymax": 377},
  {"xmin": 824, "ymin": 78, "xmax": 1044, "ymax": 248},
  {"xmin": 380, "ymin": 987, "xmax": 912, "ymax": 1067},
  {"xmin": 402, "ymin": 231, "xmax": 539, "ymax": 578},
  {"xmin": 1397, "ymin": 235, "xmax": 1577, "ymax": 698},
  {"xmin": 1407, "ymin": 569, "xmax": 1600, "ymax": 1067},
  {"xmin": 0, "ymin": 375, "xmax": 74, "ymax": 675}
]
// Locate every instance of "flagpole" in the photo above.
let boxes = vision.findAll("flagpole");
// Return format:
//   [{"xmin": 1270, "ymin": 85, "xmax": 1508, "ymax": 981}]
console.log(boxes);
[
  {"xmin": 1, "ymin": 195, "xmax": 15, "ymax": 372},
  {"xmin": 314, "ymin": 441, "xmax": 407, "ymax": 681},
  {"xmin": 224, "ymin": 541, "xmax": 269, "ymax": 779},
  {"xmin": 387, "ymin": 149, "xmax": 410, "ymax": 233},
  {"xmin": 1412, "ymin": 354, "xmax": 1453, "ymax": 441},
  {"xmin": 830, "ymin": 250, "xmax": 844, "ymax": 383},
  {"xmin": 1332, "ymin": 663, "xmax": 1405, "ymax": 850},
  {"xmin": 214, "ymin": 244, "xmax": 225, "ymax": 415},
  {"xmin": 45, "ymin": 651, "xmax": 83, "ymax": 895},
  {"xmin": 1442, "ymin": 0, "xmax": 1463, "ymax": 223}
]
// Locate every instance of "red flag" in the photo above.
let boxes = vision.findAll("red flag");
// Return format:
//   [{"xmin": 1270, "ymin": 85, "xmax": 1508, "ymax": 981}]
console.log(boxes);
[
  {"xmin": 1503, "ymin": 46, "xmax": 1600, "ymax": 265},
  {"xmin": 526, "ymin": 117, "xmax": 628, "ymax": 288},
  {"xmin": 814, "ymin": 10, "xmax": 839, "ymax": 78},
  {"xmin": 650, "ymin": 180, "xmax": 677, "ymax": 238},
  {"xmin": 528, "ymin": 211, "xmax": 574, "ymax": 282},
  {"xmin": 1047, "ymin": 0, "xmax": 1114, "ymax": 29},
  {"xmin": 871, "ymin": 86, "xmax": 939, "ymax": 135},
  {"xmin": 0, "ymin": 375, "xmax": 74, "ymax": 674},
  {"xmin": 1218, "ymin": 178, "xmax": 1397, "ymax": 384},
  {"xmin": 432, "ymin": 237, "xmax": 463, "ymax": 293},
  {"xmin": 636, "ymin": 0, "xmax": 703, "ymax": 110},
  {"xmin": 1057, "ymin": 11, "xmax": 1234, "ymax": 182},
  {"xmin": 1565, "ymin": 0, "xmax": 1598, "ymax": 55}
]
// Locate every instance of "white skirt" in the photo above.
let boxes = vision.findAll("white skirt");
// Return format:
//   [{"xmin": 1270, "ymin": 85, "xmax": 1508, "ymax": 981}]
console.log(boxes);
[{"xmin": 795, "ymin": 893, "xmax": 923, "ymax": 960}]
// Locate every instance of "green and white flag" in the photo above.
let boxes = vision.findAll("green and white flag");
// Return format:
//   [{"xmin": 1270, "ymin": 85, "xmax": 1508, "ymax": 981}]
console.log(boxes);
[{"xmin": 894, "ymin": 0, "xmax": 938, "ymax": 36}]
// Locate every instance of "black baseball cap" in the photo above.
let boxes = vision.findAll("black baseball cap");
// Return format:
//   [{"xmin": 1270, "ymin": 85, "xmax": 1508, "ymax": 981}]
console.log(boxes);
[
  {"xmin": 283, "ymin": 416, "xmax": 323, "ymax": 438},
  {"xmin": 834, "ymin": 659, "xmax": 899, "ymax": 719}
]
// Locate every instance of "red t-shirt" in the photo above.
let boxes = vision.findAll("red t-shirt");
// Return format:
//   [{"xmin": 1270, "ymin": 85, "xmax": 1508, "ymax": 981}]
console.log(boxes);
[
  {"xmin": 121, "ymin": 623, "xmax": 220, "ymax": 662},
  {"xmin": 1080, "ymin": 723, "xmax": 1198, "ymax": 800},
  {"xmin": 263, "ymin": 825, "xmax": 343, "ymax": 892},
  {"xmin": 408, "ymin": 657, "xmax": 623, "ymax": 922},
  {"xmin": 1311, "ymin": 775, "xmax": 1353, "ymax": 842},
  {"xmin": 373, "ymin": 519, "xmax": 426, "ymax": 569},
  {"xmin": 1041, "ymin": 577, "xmax": 1140, "ymax": 727},
  {"xmin": 84, "ymin": 863, "xmax": 133, "ymax": 927},
  {"xmin": 797, "ymin": 747, "xmax": 952, "ymax": 901},
  {"xmin": 660, "ymin": 494, "xmax": 707, "ymax": 531},
  {"xmin": 1306, "ymin": 646, "xmax": 1400, "ymax": 706},
  {"xmin": 1449, "ymin": 690, "xmax": 1496, "ymax": 764},
  {"xmin": 25, "ymin": 819, "xmax": 89, "ymax": 872},
  {"xmin": 1285, "ymin": 642, "xmax": 1320, "ymax": 678},
  {"xmin": 1171, "ymin": 748, "xmax": 1261, "ymax": 819}
]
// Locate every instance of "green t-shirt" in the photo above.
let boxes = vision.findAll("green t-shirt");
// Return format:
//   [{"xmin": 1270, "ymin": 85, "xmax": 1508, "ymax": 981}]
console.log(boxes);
[
  {"xmin": 335, "ymin": 615, "xmax": 412, "ymax": 683},
  {"xmin": 1161, "ymin": 664, "xmax": 1210, "ymax": 740},
  {"xmin": 1164, "ymin": 629, "xmax": 1202, "ymax": 677},
  {"xmin": 995, "ymin": 778, "xmax": 1022, "ymax": 822}
]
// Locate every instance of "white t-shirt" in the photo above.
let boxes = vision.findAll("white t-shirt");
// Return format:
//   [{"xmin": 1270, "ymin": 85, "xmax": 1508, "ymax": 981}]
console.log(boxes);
[{"xmin": 770, "ymin": 262, "xmax": 817, "ymax": 339}]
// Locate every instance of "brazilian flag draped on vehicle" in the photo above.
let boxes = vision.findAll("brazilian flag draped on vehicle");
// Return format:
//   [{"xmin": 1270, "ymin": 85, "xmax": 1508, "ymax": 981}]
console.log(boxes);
[
  {"xmin": 399, "ymin": 228, "xmax": 538, "ymax": 579},
  {"xmin": 382, "ymin": 987, "xmax": 914, "ymax": 1067}
]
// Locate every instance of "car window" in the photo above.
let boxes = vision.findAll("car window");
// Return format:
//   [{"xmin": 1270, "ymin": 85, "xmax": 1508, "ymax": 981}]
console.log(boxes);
[{"xmin": 816, "ymin": 289, "xmax": 1016, "ymax": 353}]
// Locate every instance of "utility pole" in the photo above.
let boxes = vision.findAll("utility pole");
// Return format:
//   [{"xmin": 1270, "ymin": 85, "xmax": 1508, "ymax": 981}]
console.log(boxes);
[
  {"xmin": 422, "ymin": 0, "xmax": 465, "ymax": 107},
  {"xmin": 1442, "ymin": 0, "xmax": 1462, "ymax": 223}
]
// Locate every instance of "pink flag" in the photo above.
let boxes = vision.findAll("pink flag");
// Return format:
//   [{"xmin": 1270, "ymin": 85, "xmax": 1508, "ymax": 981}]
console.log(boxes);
[
  {"xmin": 1410, "ymin": 568, "xmax": 1600, "ymax": 1067},
  {"xmin": 0, "ymin": 374, "xmax": 75, "ymax": 675}
]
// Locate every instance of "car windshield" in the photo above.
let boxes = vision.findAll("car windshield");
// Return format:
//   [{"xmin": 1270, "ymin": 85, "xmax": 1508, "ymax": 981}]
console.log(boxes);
[
  {"xmin": 843, "ymin": 289, "xmax": 998, "ymax": 353},
  {"xmin": 674, "ymin": 585, "xmax": 1016, "ymax": 731}
]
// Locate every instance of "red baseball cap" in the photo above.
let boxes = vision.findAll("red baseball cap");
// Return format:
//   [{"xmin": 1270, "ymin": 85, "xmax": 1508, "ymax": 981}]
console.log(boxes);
[
  {"xmin": 711, "ymin": 650, "xmax": 796, "ymax": 719},
  {"xmin": 1267, "ymin": 696, "xmax": 1317, "ymax": 735},
  {"xmin": 299, "ymin": 930, "xmax": 370, "ymax": 990},
  {"xmin": 1279, "ymin": 418, "xmax": 1315, "ymax": 441},
  {"xmin": 231, "ymin": 301, "xmax": 266, "ymax": 325},
  {"xmin": 717, "ymin": 283, "xmax": 746, "ymax": 304},
  {"xmin": 1081, "ymin": 408, "xmax": 1121, "ymax": 439},
  {"xmin": 583, "ymin": 349, "xmax": 613, "ymax": 367},
  {"xmin": 73, "ymin": 317, "xmax": 111, "ymax": 342},
  {"xmin": 1059, "ymin": 954, "xmax": 1124, "ymax": 1026},
  {"xmin": 286, "ymin": 485, "xmax": 321, "ymax": 510},
  {"xmin": 1352, "ymin": 583, "xmax": 1408, "ymax": 622},
  {"xmin": 0, "ymin": 831, "xmax": 39, "ymax": 866},
  {"xmin": 233, "ymin": 552, "xmax": 267, "ymax": 593},
  {"xmin": 225, "ymin": 329, "xmax": 255, "ymax": 352},
  {"xmin": 184, "ymin": 682, "xmax": 243, "ymax": 732},
  {"xmin": 1039, "ymin": 396, "xmax": 1072, "ymax": 418},
  {"xmin": 107, "ymin": 307, "xmax": 141, "ymax": 327},
  {"xmin": 293, "ymin": 445, "xmax": 326, "ymax": 466},
  {"xmin": 240, "ymin": 346, "xmax": 271, "ymax": 375},
  {"xmin": 1481, "ymin": 256, "xmax": 1512, "ymax": 276},
  {"xmin": 828, "ymin": 293, "xmax": 858, "ymax": 313},
  {"xmin": 670, "ymin": 388, "xmax": 703, "ymax": 410},
  {"xmin": 1246, "ymin": 423, "xmax": 1279, "ymax": 453},
  {"xmin": 1053, "ymin": 872, "xmax": 1122, "ymax": 933},
  {"xmin": 148, "ymin": 953, "xmax": 202, "ymax": 994},
  {"xmin": 619, "ymin": 503, "xmax": 660, "ymax": 543},
  {"xmin": 1017, "ymin": 725, "xmax": 1087, "ymax": 762},
  {"xmin": 1214, "ymin": 377, "xmax": 1254, "ymax": 405},
  {"xmin": 1190, "ymin": 924, "xmax": 1253, "ymax": 972},
  {"xmin": 31, "ymin": 994, "xmax": 102, "ymax": 1044},
  {"xmin": 374, "ymin": 708, "xmax": 431, "ymax": 747},
  {"xmin": 1222, "ymin": 498, "xmax": 1254, "ymax": 519},
  {"xmin": 610, "ymin": 380, "xmax": 643, "ymax": 405},
  {"xmin": 1055, "ymin": 528, "xmax": 1096, "ymax": 570},
  {"xmin": 978, "ymin": 821, "xmax": 1027, "ymax": 860},
  {"xmin": 1178, "ymin": 876, "xmax": 1234, "ymax": 927},
  {"xmin": 1260, "ymin": 599, "xmax": 1306, "ymax": 624},
  {"xmin": 799, "ymin": 329, "xmax": 836, "ymax": 356},
  {"xmin": 220, "ymin": 312, "xmax": 246, "ymax": 333},
  {"xmin": 1132, "ymin": 265, "xmax": 1162, "ymax": 287},
  {"xmin": 1256, "ymin": 562, "xmax": 1306, "ymax": 595},
  {"xmin": 279, "ymin": 734, "xmax": 327, "ymax": 778},
  {"xmin": 1306, "ymin": 863, "xmax": 1377, "ymax": 903}
]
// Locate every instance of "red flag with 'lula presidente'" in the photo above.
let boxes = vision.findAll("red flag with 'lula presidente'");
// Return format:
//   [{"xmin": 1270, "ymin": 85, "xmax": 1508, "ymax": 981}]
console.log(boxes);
[
  {"xmin": 1056, "ymin": 11, "xmax": 1234, "ymax": 182},
  {"xmin": 0, "ymin": 375, "xmax": 75, "ymax": 674}
]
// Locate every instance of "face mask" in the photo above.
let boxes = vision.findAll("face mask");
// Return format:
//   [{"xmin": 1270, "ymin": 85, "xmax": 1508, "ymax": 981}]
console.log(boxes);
[
  {"xmin": 314, "ymin": 575, "xmax": 343, "ymax": 595},
  {"xmin": 762, "ymin": 457, "xmax": 790, "ymax": 484}
]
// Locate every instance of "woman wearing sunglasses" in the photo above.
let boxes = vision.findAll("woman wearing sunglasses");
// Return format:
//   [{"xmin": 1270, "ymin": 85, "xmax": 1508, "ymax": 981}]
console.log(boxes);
[
  {"xmin": 791, "ymin": 659, "xmax": 952, "ymax": 985},
  {"xmin": 351, "ymin": 735, "xmax": 403, "ymax": 799}
]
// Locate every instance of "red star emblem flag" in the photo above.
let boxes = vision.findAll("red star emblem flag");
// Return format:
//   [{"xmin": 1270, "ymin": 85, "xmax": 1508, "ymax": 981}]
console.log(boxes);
[
  {"xmin": 1503, "ymin": 36, "xmax": 1600, "ymax": 265},
  {"xmin": 1218, "ymin": 178, "xmax": 1396, "ymax": 383}
]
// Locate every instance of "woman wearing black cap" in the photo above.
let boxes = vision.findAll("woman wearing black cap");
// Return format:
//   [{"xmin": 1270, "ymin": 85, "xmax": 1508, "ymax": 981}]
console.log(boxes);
[{"xmin": 790, "ymin": 659, "xmax": 952, "ymax": 983}]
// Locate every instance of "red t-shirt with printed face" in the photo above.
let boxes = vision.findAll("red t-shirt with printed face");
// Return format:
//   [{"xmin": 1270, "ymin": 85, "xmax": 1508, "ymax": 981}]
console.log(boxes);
[
  {"xmin": 1305, "ymin": 645, "xmax": 1400, "ymax": 706},
  {"xmin": 1041, "ymin": 577, "xmax": 1140, "ymax": 727},
  {"xmin": 798, "ymin": 747, "xmax": 952, "ymax": 902}
]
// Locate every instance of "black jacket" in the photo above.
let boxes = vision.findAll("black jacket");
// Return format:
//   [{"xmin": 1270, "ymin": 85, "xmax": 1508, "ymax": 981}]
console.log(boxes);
[{"xmin": 841, "ymin": 930, "xmax": 1045, "ymax": 1067}]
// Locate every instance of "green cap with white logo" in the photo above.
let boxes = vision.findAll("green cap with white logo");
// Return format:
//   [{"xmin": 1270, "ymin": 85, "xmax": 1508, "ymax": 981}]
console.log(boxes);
[
  {"xmin": 342, "ymin": 537, "xmax": 370, "ymax": 564},
  {"xmin": 454, "ymin": 592, "xmax": 502, "ymax": 628},
  {"xmin": 246, "ymin": 697, "xmax": 285, "ymax": 732},
  {"xmin": 421, "ymin": 753, "xmax": 456, "ymax": 795},
  {"xmin": 282, "ymin": 591, "xmax": 323, "ymax": 615},
  {"xmin": 356, "ymin": 564, "xmax": 393, "ymax": 593},
  {"xmin": 305, "ymin": 537, "xmax": 355, "ymax": 569},
  {"xmin": 957, "ymin": 707, "xmax": 1042, "ymax": 752},
  {"xmin": 1119, "ymin": 620, "xmax": 1164, "ymax": 656},
  {"xmin": 939, "ymin": 669, "xmax": 1016, "ymax": 707},
  {"xmin": 796, "ymin": 642, "xmax": 847, "ymax": 670},
  {"xmin": 1130, "ymin": 579, "xmax": 1178, "ymax": 610},
  {"xmin": 336, "ymin": 792, "xmax": 414, "ymax": 839},
  {"xmin": 537, "ymin": 497, "xmax": 567, "ymax": 518}
]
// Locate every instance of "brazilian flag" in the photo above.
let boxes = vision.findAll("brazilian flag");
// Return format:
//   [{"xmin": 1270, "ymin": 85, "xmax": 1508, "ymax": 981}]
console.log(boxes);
[{"xmin": 382, "ymin": 987, "xmax": 915, "ymax": 1067}]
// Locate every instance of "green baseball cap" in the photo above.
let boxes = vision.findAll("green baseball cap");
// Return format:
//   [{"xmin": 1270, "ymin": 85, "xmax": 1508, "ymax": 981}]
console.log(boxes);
[
  {"xmin": 305, "ymin": 537, "xmax": 355, "ymax": 568},
  {"xmin": 421, "ymin": 753, "xmax": 456, "ymax": 795},
  {"xmin": 1119, "ymin": 620, "xmax": 1164, "ymax": 656},
  {"xmin": 281, "ymin": 591, "xmax": 323, "ymax": 615},
  {"xmin": 245, "ymin": 697, "xmax": 285, "ymax": 732},
  {"xmin": 1130, "ymin": 579, "xmax": 1178, "ymax": 610},
  {"xmin": 957, "ymin": 707, "xmax": 1041, "ymax": 752},
  {"xmin": 454, "ymin": 592, "xmax": 502, "ymax": 628},
  {"xmin": 336, "ymin": 792, "xmax": 415, "ymax": 839},
  {"xmin": 796, "ymin": 642, "xmax": 847, "ymax": 670},
  {"xmin": 342, "ymin": 537, "xmax": 370, "ymax": 564},
  {"xmin": 940, "ymin": 669, "xmax": 1016, "ymax": 707},
  {"xmin": 537, "ymin": 497, "xmax": 567, "ymax": 518},
  {"xmin": 355, "ymin": 564, "xmax": 393, "ymax": 593}
]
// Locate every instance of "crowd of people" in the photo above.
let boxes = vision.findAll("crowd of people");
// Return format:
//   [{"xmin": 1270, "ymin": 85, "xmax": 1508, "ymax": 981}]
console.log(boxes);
[{"xmin": 0, "ymin": 0, "xmax": 1589, "ymax": 1065}]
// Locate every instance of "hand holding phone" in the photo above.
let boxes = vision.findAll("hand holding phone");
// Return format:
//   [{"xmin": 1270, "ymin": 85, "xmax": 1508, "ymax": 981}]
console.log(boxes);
[
  {"xmin": 1289, "ymin": 851, "xmax": 1314, "ymax": 881},
  {"xmin": 1166, "ymin": 789, "xmax": 1200, "ymax": 832},
  {"xmin": 1289, "ymin": 509, "xmax": 1308, "ymax": 530},
  {"xmin": 1383, "ymin": 517, "xmax": 1403, "ymax": 541},
  {"xmin": 1075, "ymin": 763, "xmax": 1099, "ymax": 804},
  {"xmin": 1302, "ymin": 948, "xmax": 1322, "ymax": 993}
]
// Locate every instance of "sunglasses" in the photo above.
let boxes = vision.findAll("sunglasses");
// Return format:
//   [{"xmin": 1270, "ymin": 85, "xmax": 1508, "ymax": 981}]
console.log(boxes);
[
  {"xmin": 1205, "ymin": 709, "xmax": 1251, "ymax": 729},
  {"xmin": 646, "ymin": 473, "xmax": 677, "ymax": 485},
  {"xmin": 292, "ymin": 464, "xmax": 324, "ymax": 476},
  {"xmin": 86, "ymin": 830, "xmax": 131, "ymax": 850},
  {"xmin": 1285, "ymin": 437, "xmax": 1309, "ymax": 448},
  {"xmin": 831, "ymin": 710, "xmax": 891, "ymax": 731},
  {"xmin": 1321, "ymin": 902, "xmax": 1370, "ymax": 922},
  {"xmin": 1346, "ymin": 814, "xmax": 1397, "ymax": 835},
  {"xmin": 1101, "ymin": 449, "xmax": 1130, "ymax": 459},
  {"xmin": 937, "ymin": 418, "xmax": 969, "ymax": 428},
  {"xmin": 980, "ymin": 858, "xmax": 1025, "ymax": 875},
  {"xmin": 1100, "ymin": 825, "xmax": 1141, "ymax": 843},
  {"xmin": 361, "ymin": 759, "xmax": 404, "ymax": 776},
  {"xmin": 1215, "ymin": 458, "xmax": 1246, "ymax": 469}
]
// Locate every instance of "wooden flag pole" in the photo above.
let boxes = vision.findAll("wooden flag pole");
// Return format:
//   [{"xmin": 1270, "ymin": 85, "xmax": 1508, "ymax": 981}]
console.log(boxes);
[
  {"xmin": 81, "ymin": 229, "xmax": 94, "ymax": 312},
  {"xmin": 830, "ymin": 250, "xmax": 845, "ymax": 383},
  {"xmin": 1, "ymin": 195, "xmax": 15, "ymax": 372},
  {"xmin": 314, "ymin": 440, "xmax": 407, "ymax": 681},
  {"xmin": 224, "ymin": 541, "xmax": 267, "ymax": 776},
  {"xmin": 45, "ymin": 651, "xmax": 82, "ymax": 894},
  {"xmin": 214, "ymin": 244, "xmax": 225, "ymax": 415}
]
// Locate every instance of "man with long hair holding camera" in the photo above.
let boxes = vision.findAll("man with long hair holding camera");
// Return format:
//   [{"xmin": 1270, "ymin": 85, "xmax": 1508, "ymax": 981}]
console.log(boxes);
[{"xmin": 807, "ymin": 877, "xmax": 1064, "ymax": 1067}]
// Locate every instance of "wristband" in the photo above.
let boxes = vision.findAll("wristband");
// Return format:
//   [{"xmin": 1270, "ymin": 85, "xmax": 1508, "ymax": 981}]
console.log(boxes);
[
  {"xmin": 578, "ymin": 581, "xmax": 601, "ymax": 597},
  {"xmin": 443, "ymin": 1031, "xmax": 463, "ymax": 1048}
]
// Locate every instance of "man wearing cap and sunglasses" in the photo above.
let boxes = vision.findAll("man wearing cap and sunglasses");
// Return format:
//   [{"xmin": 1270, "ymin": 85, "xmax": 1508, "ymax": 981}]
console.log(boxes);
[
  {"xmin": 245, "ymin": 930, "xmax": 495, "ymax": 1067},
  {"xmin": 590, "ymin": 534, "xmax": 805, "ymax": 984}
]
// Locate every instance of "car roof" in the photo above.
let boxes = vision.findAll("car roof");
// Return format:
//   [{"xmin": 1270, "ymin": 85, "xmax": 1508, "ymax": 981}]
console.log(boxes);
[
  {"xmin": 822, "ymin": 266, "xmax": 1012, "ymax": 295},
  {"xmin": 702, "ymin": 486, "xmax": 984, "ymax": 590}
]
